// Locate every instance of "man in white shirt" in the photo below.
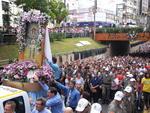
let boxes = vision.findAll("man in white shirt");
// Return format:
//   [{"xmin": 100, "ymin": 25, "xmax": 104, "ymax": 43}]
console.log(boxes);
[{"xmin": 32, "ymin": 98, "xmax": 51, "ymax": 113}]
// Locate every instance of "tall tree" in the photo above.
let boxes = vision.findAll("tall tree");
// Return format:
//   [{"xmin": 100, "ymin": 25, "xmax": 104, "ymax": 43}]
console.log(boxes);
[
  {"xmin": 13, "ymin": 0, "xmax": 68, "ymax": 26},
  {"xmin": 14, "ymin": 0, "xmax": 48, "ymax": 13},
  {"xmin": 48, "ymin": 0, "xmax": 68, "ymax": 26}
]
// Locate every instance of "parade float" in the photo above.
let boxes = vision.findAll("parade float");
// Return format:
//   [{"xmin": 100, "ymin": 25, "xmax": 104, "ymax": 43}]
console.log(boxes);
[{"xmin": 0, "ymin": 10, "xmax": 53, "ymax": 92}]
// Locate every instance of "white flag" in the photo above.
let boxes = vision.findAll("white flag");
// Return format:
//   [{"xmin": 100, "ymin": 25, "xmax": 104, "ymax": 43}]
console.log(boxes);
[{"xmin": 44, "ymin": 27, "xmax": 52, "ymax": 62}]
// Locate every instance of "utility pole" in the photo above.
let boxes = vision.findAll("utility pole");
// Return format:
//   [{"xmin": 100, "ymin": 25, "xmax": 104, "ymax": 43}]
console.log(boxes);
[
  {"xmin": 64, "ymin": 0, "xmax": 66, "ymax": 38},
  {"xmin": 93, "ymin": 0, "xmax": 97, "ymax": 40},
  {"xmin": 147, "ymin": 1, "xmax": 150, "ymax": 31}
]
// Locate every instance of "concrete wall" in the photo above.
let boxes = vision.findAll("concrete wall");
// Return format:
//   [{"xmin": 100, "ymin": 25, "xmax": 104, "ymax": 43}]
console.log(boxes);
[{"xmin": 55, "ymin": 48, "xmax": 107, "ymax": 65}]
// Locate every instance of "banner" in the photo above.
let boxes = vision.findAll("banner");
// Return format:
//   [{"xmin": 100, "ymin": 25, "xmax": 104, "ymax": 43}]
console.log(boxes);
[{"xmin": 44, "ymin": 27, "xmax": 52, "ymax": 62}]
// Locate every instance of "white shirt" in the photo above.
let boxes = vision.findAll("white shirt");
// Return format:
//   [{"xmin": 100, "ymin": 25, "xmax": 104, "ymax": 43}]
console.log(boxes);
[{"xmin": 31, "ymin": 108, "xmax": 52, "ymax": 113}]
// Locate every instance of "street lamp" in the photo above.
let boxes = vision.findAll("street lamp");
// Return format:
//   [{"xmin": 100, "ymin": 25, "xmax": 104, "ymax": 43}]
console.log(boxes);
[{"xmin": 93, "ymin": 0, "xmax": 97, "ymax": 40}]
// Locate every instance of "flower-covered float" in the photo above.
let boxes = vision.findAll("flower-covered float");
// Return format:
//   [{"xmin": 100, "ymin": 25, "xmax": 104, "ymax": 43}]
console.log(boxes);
[
  {"xmin": 0, "ymin": 10, "xmax": 53, "ymax": 101},
  {"xmin": 1, "ymin": 60, "xmax": 53, "ymax": 91}
]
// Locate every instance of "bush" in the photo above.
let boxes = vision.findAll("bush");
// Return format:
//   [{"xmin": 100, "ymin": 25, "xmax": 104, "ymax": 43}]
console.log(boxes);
[
  {"xmin": 49, "ymin": 32, "xmax": 65, "ymax": 42},
  {"xmin": 96, "ymin": 27, "xmax": 144, "ymax": 33}
]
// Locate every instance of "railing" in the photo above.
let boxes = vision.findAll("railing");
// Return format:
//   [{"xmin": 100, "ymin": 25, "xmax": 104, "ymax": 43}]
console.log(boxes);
[{"xmin": 0, "ymin": 59, "xmax": 10, "ymax": 66}]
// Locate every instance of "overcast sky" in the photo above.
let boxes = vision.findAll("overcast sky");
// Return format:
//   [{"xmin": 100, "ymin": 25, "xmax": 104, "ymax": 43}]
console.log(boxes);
[
  {"xmin": 67, "ymin": 0, "xmax": 117, "ymax": 12},
  {"xmin": 66, "ymin": 0, "xmax": 119, "ymax": 22}
]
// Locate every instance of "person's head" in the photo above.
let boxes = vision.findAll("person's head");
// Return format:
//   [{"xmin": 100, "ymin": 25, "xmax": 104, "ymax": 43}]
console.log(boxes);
[
  {"xmin": 35, "ymin": 98, "xmax": 46, "ymax": 112},
  {"xmin": 136, "ymin": 77, "xmax": 141, "ymax": 83},
  {"xmin": 75, "ymin": 98, "xmax": 91, "ymax": 113},
  {"xmin": 130, "ymin": 78, "xmax": 136, "ymax": 85},
  {"xmin": 145, "ymin": 72, "xmax": 150, "ymax": 78},
  {"xmin": 90, "ymin": 103, "xmax": 102, "ymax": 113},
  {"xmin": 52, "ymin": 57, "xmax": 57, "ymax": 64},
  {"xmin": 124, "ymin": 86, "xmax": 132, "ymax": 97},
  {"xmin": 114, "ymin": 91, "xmax": 124, "ymax": 104},
  {"xmin": 64, "ymin": 107, "xmax": 73, "ymax": 113},
  {"xmin": 69, "ymin": 80, "xmax": 76, "ymax": 89},
  {"xmin": 47, "ymin": 87, "xmax": 57, "ymax": 98},
  {"xmin": 4, "ymin": 101, "xmax": 16, "ymax": 113},
  {"xmin": 77, "ymin": 72, "xmax": 81, "ymax": 78},
  {"xmin": 31, "ymin": 27, "xmax": 36, "ymax": 38}
]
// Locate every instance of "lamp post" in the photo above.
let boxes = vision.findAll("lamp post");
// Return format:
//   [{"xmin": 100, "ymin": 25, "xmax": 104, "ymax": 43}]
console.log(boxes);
[
  {"xmin": 93, "ymin": 0, "xmax": 97, "ymax": 40},
  {"xmin": 64, "ymin": 0, "xmax": 67, "ymax": 38}
]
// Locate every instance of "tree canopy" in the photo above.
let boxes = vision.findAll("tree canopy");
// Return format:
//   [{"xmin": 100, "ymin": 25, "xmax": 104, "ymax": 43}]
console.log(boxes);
[
  {"xmin": 48, "ymin": 0, "xmax": 68, "ymax": 25},
  {"xmin": 14, "ymin": 0, "xmax": 68, "ymax": 25},
  {"xmin": 14, "ymin": 0, "xmax": 49, "ymax": 13}
]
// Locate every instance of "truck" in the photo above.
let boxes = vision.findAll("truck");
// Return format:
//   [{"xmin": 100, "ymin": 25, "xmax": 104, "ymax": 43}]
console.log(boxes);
[{"xmin": 0, "ymin": 85, "xmax": 31, "ymax": 113}]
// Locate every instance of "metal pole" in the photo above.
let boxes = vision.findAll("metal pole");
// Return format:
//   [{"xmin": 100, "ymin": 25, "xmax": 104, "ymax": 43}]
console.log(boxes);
[
  {"xmin": 93, "ymin": 0, "xmax": 97, "ymax": 40},
  {"xmin": 64, "ymin": 0, "xmax": 66, "ymax": 38}
]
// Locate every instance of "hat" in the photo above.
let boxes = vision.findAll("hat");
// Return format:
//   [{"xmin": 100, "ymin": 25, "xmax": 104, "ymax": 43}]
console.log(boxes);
[
  {"xmin": 90, "ymin": 103, "xmax": 102, "ymax": 113},
  {"xmin": 130, "ymin": 78, "xmax": 136, "ymax": 82},
  {"xmin": 126, "ymin": 74, "xmax": 133, "ymax": 78},
  {"xmin": 75, "ymin": 98, "xmax": 89, "ymax": 112},
  {"xmin": 126, "ymin": 72, "xmax": 130, "ymax": 75},
  {"xmin": 124, "ymin": 86, "xmax": 132, "ymax": 93},
  {"xmin": 114, "ymin": 91, "xmax": 124, "ymax": 101}
]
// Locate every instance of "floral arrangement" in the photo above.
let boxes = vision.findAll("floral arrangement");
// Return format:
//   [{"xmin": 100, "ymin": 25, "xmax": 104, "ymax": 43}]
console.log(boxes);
[
  {"xmin": 0, "ymin": 60, "xmax": 52, "ymax": 82},
  {"xmin": 16, "ymin": 10, "xmax": 49, "ymax": 52},
  {"xmin": 35, "ymin": 64, "xmax": 53, "ymax": 83},
  {"xmin": 0, "ymin": 60, "xmax": 53, "ymax": 83},
  {"xmin": 1, "ymin": 60, "xmax": 38, "ymax": 82}
]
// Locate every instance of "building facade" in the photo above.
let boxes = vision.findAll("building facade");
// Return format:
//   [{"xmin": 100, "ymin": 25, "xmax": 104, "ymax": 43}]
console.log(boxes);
[
  {"xmin": 138, "ymin": 0, "xmax": 149, "ymax": 28},
  {"xmin": 116, "ymin": 0, "xmax": 139, "ymax": 25},
  {"xmin": 0, "ymin": 0, "xmax": 22, "ymax": 29},
  {"xmin": 66, "ymin": 0, "xmax": 116, "ymax": 25}
]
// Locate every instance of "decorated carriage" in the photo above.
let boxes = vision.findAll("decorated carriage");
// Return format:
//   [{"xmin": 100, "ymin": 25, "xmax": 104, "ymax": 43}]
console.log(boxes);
[{"xmin": 0, "ymin": 10, "xmax": 53, "ymax": 101}]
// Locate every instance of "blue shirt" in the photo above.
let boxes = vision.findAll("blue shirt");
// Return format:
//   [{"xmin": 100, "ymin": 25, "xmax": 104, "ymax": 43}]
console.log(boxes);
[
  {"xmin": 90, "ymin": 76, "xmax": 102, "ymax": 86},
  {"xmin": 46, "ymin": 93, "xmax": 63, "ymax": 113},
  {"xmin": 28, "ymin": 82, "xmax": 49, "ymax": 103},
  {"xmin": 56, "ymin": 82, "xmax": 80, "ymax": 108},
  {"xmin": 31, "ymin": 108, "xmax": 52, "ymax": 113},
  {"xmin": 47, "ymin": 61, "xmax": 61, "ymax": 80}
]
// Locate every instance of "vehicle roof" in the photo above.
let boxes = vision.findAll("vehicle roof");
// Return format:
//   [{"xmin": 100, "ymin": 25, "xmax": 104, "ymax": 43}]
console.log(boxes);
[{"xmin": 0, "ymin": 85, "xmax": 24, "ymax": 99}]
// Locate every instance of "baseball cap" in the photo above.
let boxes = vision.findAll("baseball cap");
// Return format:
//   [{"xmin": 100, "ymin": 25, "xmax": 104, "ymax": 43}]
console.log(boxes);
[
  {"xmin": 90, "ymin": 103, "xmax": 102, "ymax": 113},
  {"xmin": 75, "ymin": 98, "xmax": 89, "ymax": 112},
  {"xmin": 130, "ymin": 78, "xmax": 136, "ymax": 82},
  {"xmin": 126, "ymin": 72, "xmax": 130, "ymax": 75},
  {"xmin": 126, "ymin": 74, "xmax": 133, "ymax": 78},
  {"xmin": 114, "ymin": 91, "xmax": 124, "ymax": 101},
  {"xmin": 124, "ymin": 86, "xmax": 132, "ymax": 93}
]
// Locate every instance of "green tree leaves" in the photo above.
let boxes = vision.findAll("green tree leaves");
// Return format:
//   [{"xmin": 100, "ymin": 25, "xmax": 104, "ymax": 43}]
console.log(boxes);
[{"xmin": 14, "ymin": 0, "xmax": 68, "ymax": 26}]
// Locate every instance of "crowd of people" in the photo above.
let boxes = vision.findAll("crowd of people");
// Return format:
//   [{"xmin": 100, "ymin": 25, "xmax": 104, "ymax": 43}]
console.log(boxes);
[
  {"xmin": 19, "ymin": 53, "xmax": 149, "ymax": 113},
  {"xmin": 138, "ymin": 41, "xmax": 150, "ymax": 53},
  {"xmin": 2, "ymin": 43, "xmax": 150, "ymax": 113}
]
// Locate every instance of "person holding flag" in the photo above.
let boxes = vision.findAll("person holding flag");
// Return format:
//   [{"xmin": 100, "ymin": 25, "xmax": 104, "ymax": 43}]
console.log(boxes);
[{"xmin": 46, "ymin": 57, "xmax": 62, "ymax": 81}]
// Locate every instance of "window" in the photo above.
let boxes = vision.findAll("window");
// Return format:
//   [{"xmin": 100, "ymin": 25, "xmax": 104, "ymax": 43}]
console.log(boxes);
[
  {"xmin": 3, "ymin": 96, "xmax": 25, "ymax": 113},
  {"xmin": 2, "ymin": 1, "xmax": 9, "ymax": 12},
  {"xmin": 2, "ymin": 14, "xmax": 10, "ymax": 27}
]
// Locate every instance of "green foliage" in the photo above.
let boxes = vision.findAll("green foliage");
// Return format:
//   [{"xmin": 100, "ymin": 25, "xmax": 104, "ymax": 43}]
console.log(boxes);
[
  {"xmin": 14, "ymin": 0, "xmax": 49, "ymax": 13},
  {"xmin": 96, "ymin": 27, "xmax": 144, "ymax": 33},
  {"xmin": 14, "ymin": 0, "xmax": 69, "ymax": 26},
  {"xmin": 48, "ymin": 0, "xmax": 68, "ymax": 25},
  {"xmin": 50, "ymin": 32, "xmax": 65, "ymax": 42}
]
